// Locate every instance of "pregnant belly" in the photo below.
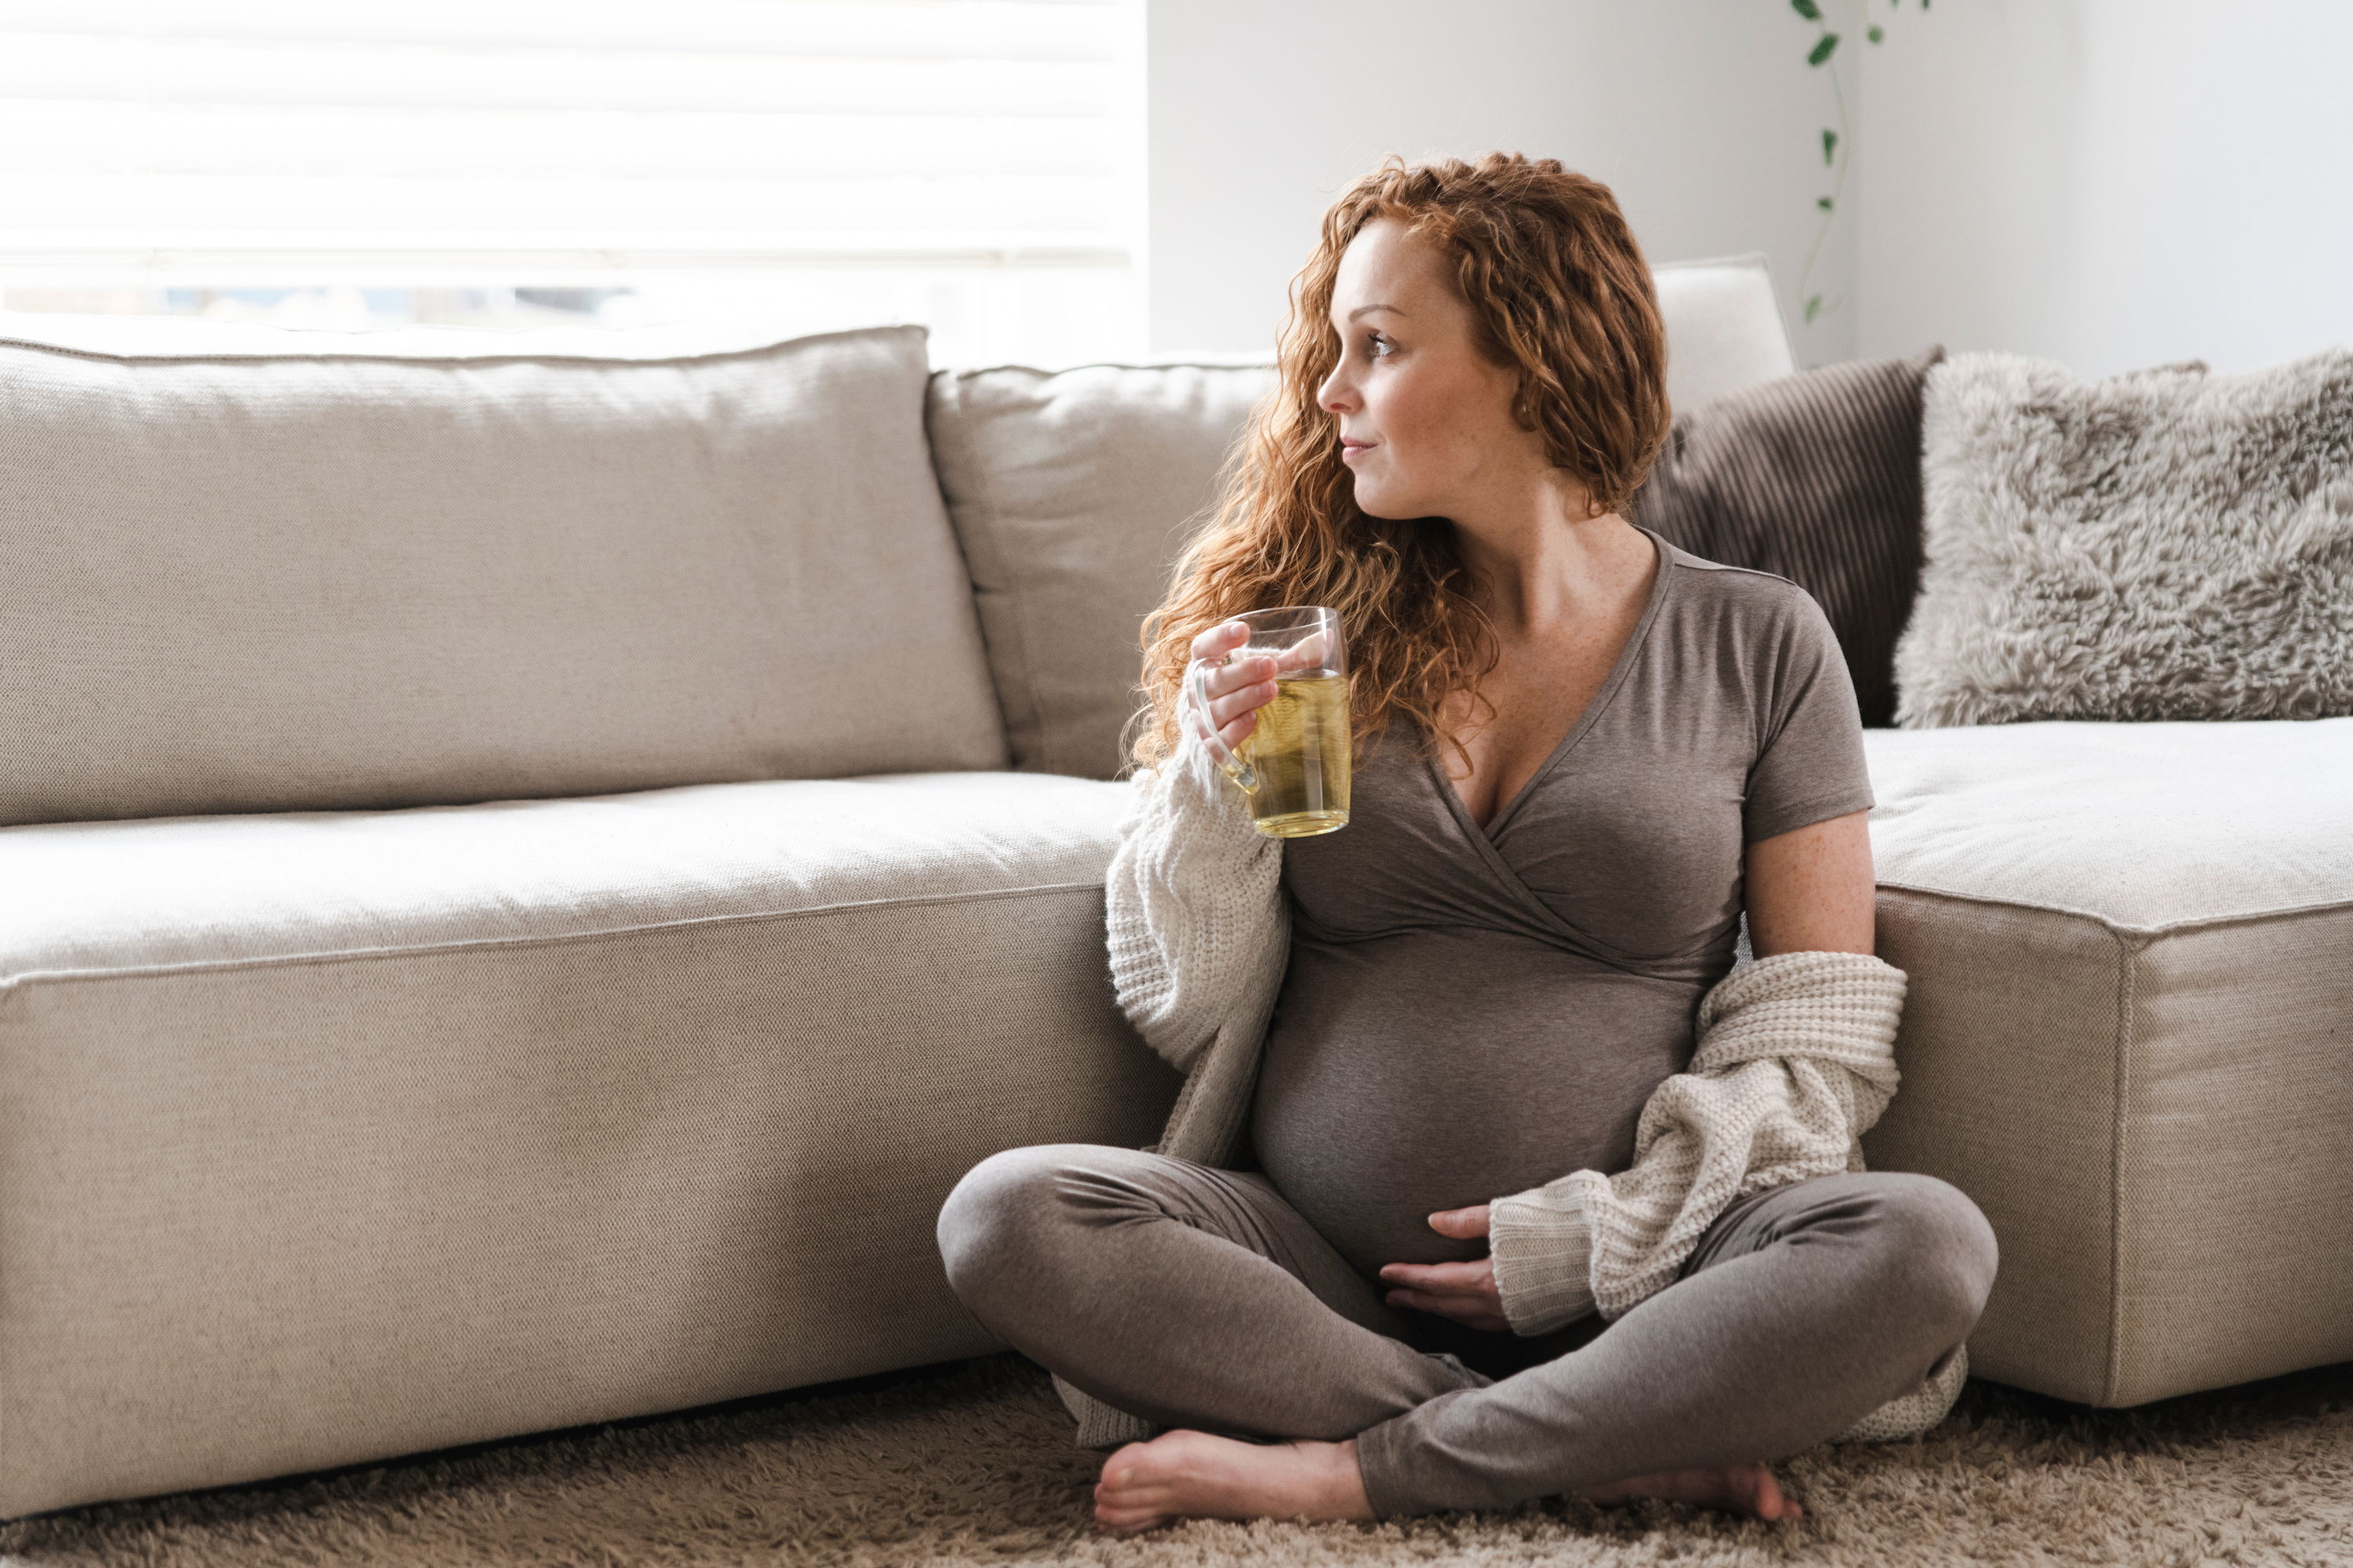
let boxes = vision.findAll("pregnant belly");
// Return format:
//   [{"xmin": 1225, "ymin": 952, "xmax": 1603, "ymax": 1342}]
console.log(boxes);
[{"xmin": 1248, "ymin": 929, "xmax": 1699, "ymax": 1280}]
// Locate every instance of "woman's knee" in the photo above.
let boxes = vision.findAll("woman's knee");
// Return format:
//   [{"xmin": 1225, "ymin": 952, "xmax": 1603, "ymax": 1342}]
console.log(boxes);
[
  {"xmin": 934, "ymin": 1143, "xmax": 1097, "ymax": 1301},
  {"xmin": 1864, "ymin": 1173, "xmax": 2000, "ymax": 1343}
]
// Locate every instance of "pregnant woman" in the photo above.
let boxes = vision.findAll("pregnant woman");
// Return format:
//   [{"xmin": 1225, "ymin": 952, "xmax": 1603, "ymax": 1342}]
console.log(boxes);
[{"xmin": 936, "ymin": 153, "xmax": 1998, "ymax": 1533}]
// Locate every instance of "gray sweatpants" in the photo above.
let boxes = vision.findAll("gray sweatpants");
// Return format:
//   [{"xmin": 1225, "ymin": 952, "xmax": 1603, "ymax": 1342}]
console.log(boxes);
[{"xmin": 935, "ymin": 1143, "xmax": 1997, "ymax": 1519}]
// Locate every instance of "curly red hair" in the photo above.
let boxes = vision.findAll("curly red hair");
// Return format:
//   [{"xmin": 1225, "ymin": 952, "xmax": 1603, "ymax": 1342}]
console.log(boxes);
[{"xmin": 1130, "ymin": 152, "xmax": 1671, "ymax": 771}]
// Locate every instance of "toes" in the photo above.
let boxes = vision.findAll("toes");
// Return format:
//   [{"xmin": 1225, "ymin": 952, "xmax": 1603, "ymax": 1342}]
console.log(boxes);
[
  {"xmin": 1744, "ymin": 1466, "xmax": 1801, "ymax": 1523},
  {"xmin": 1096, "ymin": 1477, "xmax": 1168, "ymax": 1506},
  {"xmin": 1097, "ymin": 1440, "xmax": 1160, "ymax": 1492}
]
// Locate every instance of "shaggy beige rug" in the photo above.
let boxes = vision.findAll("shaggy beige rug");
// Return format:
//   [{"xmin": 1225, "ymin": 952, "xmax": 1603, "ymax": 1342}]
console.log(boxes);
[{"xmin": 5, "ymin": 1352, "xmax": 2350, "ymax": 1567}]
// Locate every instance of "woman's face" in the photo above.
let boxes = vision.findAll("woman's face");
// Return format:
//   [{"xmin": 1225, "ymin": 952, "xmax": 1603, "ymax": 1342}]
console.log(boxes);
[{"xmin": 1315, "ymin": 217, "xmax": 1547, "ymax": 521}]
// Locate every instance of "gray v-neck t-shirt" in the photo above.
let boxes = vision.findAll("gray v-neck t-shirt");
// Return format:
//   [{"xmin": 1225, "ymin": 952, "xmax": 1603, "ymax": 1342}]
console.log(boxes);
[{"xmin": 1244, "ymin": 530, "xmax": 1875, "ymax": 1280}]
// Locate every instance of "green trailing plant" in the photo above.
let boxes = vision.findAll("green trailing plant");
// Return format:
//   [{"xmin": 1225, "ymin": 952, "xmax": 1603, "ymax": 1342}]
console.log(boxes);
[{"xmin": 1791, "ymin": 0, "xmax": 1930, "ymax": 326}]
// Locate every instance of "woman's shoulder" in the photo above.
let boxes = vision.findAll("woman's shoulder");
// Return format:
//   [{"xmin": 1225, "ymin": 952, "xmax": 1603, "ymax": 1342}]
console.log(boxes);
[
  {"xmin": 1656, "ymin": 539, "xmax": 1838, "ymax": 644},
  {"xmin": 1649, "ymin": 537, "xmax": 1855, "ymax": 740}
]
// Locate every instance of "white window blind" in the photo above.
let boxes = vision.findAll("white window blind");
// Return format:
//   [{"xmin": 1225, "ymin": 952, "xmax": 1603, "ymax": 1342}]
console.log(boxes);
[{"xmin": 0, "ymin": 0, "xmax": 1145, "ymax": 364}]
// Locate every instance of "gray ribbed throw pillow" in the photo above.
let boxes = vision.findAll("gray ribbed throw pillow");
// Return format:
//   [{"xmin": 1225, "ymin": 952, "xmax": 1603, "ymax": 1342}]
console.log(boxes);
[
  {"xmin": 1632, "ymin": 347, "xmax": 1945, "ymax": 728},
  {"xmin": 1893, "ymin": 348, "xmax": 2353, "ymax": 727}
]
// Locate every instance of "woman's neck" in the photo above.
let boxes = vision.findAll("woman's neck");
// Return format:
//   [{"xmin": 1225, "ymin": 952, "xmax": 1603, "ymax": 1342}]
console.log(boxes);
[{"xmin": 1445, "ymin": 471, "xmax": 1651, "ymax": 637}]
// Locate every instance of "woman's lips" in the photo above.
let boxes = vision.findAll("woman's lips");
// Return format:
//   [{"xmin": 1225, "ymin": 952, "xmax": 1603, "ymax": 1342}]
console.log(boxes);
[{"xmin": 1340, "ymin": 438, "xmax": 1374, "ymax": 464}]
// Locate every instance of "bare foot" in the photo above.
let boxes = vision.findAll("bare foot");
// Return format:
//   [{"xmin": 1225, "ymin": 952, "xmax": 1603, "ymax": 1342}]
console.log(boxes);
[
  {"xmin": 1583, "ymin": 1462, "xmax": 1802, "ymax": 1523},
  {"xmin": 1092, "ymin": 1429, "xmax": 1375, "ymax": 1534}
]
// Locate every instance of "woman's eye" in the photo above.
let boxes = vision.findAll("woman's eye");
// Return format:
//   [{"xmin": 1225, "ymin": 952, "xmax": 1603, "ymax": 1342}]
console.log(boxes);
[{"xmin": 1369, "ymin": 333, "xmax": 1395, "ymax": 358}]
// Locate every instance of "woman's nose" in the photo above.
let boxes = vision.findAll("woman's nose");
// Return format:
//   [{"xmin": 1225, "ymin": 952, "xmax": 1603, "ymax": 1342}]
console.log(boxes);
[{"xmin": 1316, "ymin": 363, "xmax": 1355, "ymax": 414}]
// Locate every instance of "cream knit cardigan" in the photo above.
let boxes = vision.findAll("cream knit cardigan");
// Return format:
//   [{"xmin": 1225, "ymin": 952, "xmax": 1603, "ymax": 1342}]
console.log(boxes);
[{"xmin": 1049, "ymin": 729, "xmax": 1969, "ymax": 1450}]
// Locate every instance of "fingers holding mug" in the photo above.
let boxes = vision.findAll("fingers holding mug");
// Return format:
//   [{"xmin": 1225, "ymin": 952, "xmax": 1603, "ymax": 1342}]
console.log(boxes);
[
  {"xmin": 1185, "ymin": 659, "xmax": 1274, "ymax": 779},
  {"xmin": 1190, "ymin": 606, "xmax": 1352, "ymax": 839},
  {"xmin": 1187, "ymin": 617, "xmax": 1248, "ymax": 671},
  {"xmin": 1188, "ymin": 620, "xmax": 1270, "ymax": 711},
  {"xmin": 1184, "ymin": 621, "xmax": 1278, "ymax": 784},
  {"xmin": 1276, "ymin": 627, "xmax": 1331, "ymax": 676}
]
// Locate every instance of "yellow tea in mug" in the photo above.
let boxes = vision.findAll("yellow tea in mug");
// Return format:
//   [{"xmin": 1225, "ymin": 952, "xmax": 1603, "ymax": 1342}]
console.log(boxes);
[{"xmin": 1241, "ymin": 673, "xmax": 1351, "ymax": 837}]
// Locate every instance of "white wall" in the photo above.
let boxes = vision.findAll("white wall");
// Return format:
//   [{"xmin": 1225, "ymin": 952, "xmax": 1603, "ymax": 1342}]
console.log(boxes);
[
  {"xmin": 1857, "ymin": 0, "xmax": 2353, "ymax": 376},
  {"xmin": 1146, "ymin": 1, "xmax": 1864, "ymax": 366}
]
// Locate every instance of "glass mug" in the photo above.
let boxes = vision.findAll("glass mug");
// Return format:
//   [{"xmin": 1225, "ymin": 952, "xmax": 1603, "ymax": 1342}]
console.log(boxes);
[{"xmin": 1187, "ymin": 606, "xmax": 1351, "ymax": 839}]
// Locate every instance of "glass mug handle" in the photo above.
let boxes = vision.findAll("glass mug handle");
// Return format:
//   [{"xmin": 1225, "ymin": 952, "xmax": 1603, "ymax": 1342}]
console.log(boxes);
[{"xmin": 1187, "ymin": 657, "xmax": 1260, "ymax": 794}]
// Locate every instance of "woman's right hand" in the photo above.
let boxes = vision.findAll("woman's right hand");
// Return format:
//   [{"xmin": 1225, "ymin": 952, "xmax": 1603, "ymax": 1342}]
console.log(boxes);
[{"xmin": 1184, "ymin": 620, "xmax": 1280, "ymax": 767}]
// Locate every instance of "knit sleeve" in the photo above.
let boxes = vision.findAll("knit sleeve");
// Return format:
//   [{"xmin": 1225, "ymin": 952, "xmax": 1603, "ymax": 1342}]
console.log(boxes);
[
  {"xmin": 1486, "ymin": 951, "xmax": 1906, "ymax": 1335},
  {"xmin": 1104, "ymin": 726, "xmax": 1289, "ymax": 1076}
]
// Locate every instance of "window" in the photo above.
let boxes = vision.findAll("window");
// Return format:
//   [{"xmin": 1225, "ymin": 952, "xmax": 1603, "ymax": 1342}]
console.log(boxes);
[{"xmin": 0, "ymin": 0, "xmax": 1145, "ymax": 366}]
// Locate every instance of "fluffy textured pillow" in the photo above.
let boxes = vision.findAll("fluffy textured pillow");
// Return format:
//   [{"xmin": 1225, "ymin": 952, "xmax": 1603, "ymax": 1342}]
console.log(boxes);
[
  {"xmin": 1632, "ymin": 347, "xmax": 1945, "ymax": 728},
  {"xmin": 1894, "ymin": 349, "xmax": 2353, "ymax": 727}
]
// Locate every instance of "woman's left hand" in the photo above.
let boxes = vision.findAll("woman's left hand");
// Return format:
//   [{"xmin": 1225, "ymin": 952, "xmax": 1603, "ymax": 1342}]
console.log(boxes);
[{"xmin": 1378, "ymin": 1204, "xmax": 1511, "ymax": 1332}]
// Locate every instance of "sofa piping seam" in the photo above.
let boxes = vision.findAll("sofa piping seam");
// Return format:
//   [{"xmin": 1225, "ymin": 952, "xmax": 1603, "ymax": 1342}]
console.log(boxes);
[
  {"xmin": 940, "ymin": 357, "xmax": 1276, "ymax": 380},
  {"xmin": 1874, "ymin": 879, "xmax": 2349, "ymax": 940},
  {"xmin": 2104, "ymin": 928, "xmax": 2135, "ymax": 1408},
  {"xmin": 0, "ymin": 879, "xmax": 1105, "ymax": 991},
  {"xmin": 0, "ymin": 322, "xmax": 923, "ymax": 370}
]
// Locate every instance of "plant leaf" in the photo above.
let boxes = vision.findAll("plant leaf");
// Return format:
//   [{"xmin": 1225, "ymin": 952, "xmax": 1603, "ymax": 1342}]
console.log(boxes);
[
  {"xmin": 1806, "ymin": 294, "xmax": 1824, "ymax": 323},
  {"xmin": 1790, "ymin": 0, "xmax": 1822, "ymax": 19},
  {"xmin": 1809, "ymin": 32, "xmax": 1839, "ymax": 66},
  {"xmin": 1818, "ymin": 196, "xmax": 1834, "ymax": 212},
  {"xmin": 1822, "ymin": 129, "xmax": 1838, "ymax": 166},
  {"xmin": 1868, "ymin": 24, "xmax": 1884, "ymax": 42}
]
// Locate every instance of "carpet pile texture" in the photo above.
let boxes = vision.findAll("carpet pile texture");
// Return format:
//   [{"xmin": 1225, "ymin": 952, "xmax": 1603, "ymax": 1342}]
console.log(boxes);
[{"xmin": 4, "ymin": 1352, "xmax": 2349, "ymax": 1566}]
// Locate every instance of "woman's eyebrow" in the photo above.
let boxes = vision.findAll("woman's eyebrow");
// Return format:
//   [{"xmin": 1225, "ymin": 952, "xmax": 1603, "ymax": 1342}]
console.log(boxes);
[{"xmin": 1346, "ymin": 303, "xmax": 1404, "ymax": 321}]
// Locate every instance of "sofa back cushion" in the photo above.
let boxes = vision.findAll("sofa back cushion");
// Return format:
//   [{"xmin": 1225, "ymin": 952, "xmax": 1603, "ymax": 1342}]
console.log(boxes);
[
  {"xmin": 929, "ymin": 257, "xmax": 1799, "ymax": 779},
  {"xmin": 1633, "ymin": 347, "xmax": 1945, "ymax": 728},
  {"xmin": 1651, "ymin": 253, "xmax": 1797, "ymax": 413},
  {"xmin": 926, "ymin": 359, "xmax": 1278, "ymax": 778},
  {"xmin": 0, "ymin": 319, "xmax": 1009, "ymax": 826}
]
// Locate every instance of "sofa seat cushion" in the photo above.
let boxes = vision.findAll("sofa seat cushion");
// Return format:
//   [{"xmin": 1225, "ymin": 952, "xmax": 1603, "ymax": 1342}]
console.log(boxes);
[
  {"xmin": 1859, "ymin": 718, "xmax": 2353, "ymax": 1407},
  {"xmin": 2, "ymin": 773, "xmax": 1129, "ymax": 978},
  {"xmin": 0, "ymin": 772, "xmax": 1180, "ymax": 1519}
]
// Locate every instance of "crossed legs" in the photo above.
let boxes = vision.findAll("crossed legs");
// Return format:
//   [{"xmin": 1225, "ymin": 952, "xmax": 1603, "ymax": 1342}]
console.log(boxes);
[
  {"xmin": 935, "ymin": 1143, "xmax": 1995, "ymax": 1525},
  {"xmin": 936, "ymin": 1142, "xmax": 1486, "ymax": 1441}
]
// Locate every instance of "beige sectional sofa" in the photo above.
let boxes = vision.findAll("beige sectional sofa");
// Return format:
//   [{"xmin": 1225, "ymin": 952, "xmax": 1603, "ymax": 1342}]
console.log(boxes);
[{"xmin": 2, "ymin": 266, "xmax": 2345, "ymax": 1518}]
